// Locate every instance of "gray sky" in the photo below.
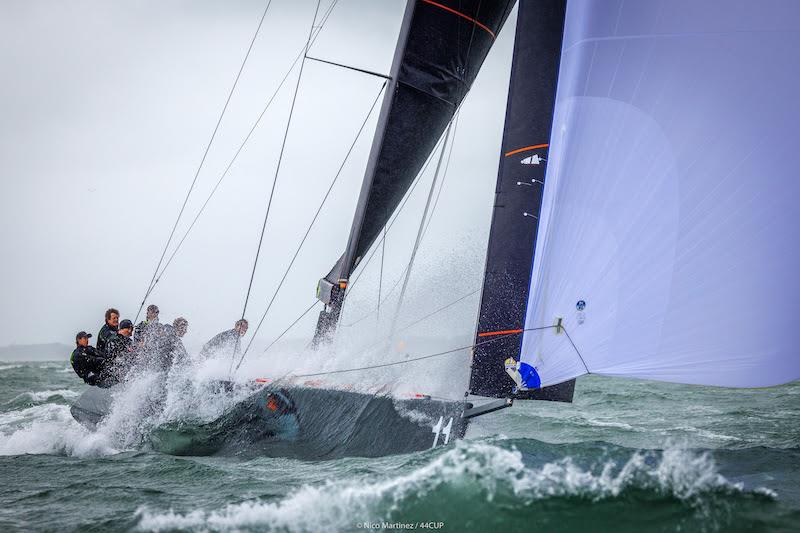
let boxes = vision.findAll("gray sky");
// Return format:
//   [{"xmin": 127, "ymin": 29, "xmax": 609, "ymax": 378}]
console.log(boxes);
[{"xmin": 0, "ymin": 0, "xmax": 517, "ymax": 354}]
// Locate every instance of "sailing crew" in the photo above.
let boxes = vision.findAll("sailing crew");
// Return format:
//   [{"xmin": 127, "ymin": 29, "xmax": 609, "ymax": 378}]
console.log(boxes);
[
  {"xmin": 103, "ymin": 319, "xmax": 135, "ymax": 382},
  {"xmin": 199, "ymin": 319, "xmax": 248, "ymax": 359},
  {"xmin": 135, "ymin": 304, "xmax": 162, "ymax": 349},
  {"xmin": 70, "ymin": 331, "xmax": 107, "ymax": 386},
  {"xmin": 172, "ymin": 317, "xmax": 188, "ymax": 339},
  {"xmin": 159, "ymin": 317, "xmax": 189, "ymax": 368},
  {"xmin": 97, "ymin": 308, "xmax": 119, "ymax": 355}
]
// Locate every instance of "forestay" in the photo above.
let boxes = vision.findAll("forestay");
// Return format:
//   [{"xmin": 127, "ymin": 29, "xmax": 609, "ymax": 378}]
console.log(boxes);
[{"xmin": 522, "ymin": 0, "xmax": 800, "ymax": 388}]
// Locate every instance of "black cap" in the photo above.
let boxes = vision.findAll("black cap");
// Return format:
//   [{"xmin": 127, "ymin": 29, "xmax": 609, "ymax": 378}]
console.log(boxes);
[
  {"xmin": 76, "ymin": 331, "xmax": 92, "ymax": 341},
  {"xmin": 119, "ymin": 319, "xmax": 134, "ymax": 330}
]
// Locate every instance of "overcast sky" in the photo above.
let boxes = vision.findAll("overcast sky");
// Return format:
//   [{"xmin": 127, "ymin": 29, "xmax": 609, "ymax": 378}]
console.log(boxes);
[{"xmin": 0, "ymin": 0, "xmax": 518, "ymax": 355}]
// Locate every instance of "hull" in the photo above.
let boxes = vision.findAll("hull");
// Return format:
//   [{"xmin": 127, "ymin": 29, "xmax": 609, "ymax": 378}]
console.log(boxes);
[{"xmin": 71, "ymin": 385, "xmax": 469, "ymax": 459}]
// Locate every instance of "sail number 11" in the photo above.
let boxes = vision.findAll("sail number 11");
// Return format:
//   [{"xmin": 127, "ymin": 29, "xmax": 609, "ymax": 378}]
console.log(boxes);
[{"xmin": 431, "ymin": 416, "xmax": 453, "ymax": 448}]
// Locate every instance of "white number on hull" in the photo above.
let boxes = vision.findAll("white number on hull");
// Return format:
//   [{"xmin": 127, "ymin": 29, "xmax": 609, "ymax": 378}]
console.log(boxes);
[{"xmin": 431, "ymin": 416, "xmax": 453, "ymax": 448}]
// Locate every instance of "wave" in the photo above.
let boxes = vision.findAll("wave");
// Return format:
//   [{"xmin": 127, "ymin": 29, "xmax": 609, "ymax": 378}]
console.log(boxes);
[
  {"xmin": 7, "ymin": 389, "xmax": 80, "ymax": 404},
  {"xmin": 136, "ymin": 440, "xmax": 780, "ymax": 532},
  {"xmin": 0, "ymin": 403, "xmax": 118, "ymax": 457},
  {"xmin": 0, "ymin": 364, "xmax": 22, "ymax": 372}
]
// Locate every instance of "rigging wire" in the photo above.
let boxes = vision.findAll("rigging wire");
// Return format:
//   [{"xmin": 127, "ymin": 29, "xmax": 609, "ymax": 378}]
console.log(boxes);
[
  {"xmin": 286, "ymin": 324, "xmax": 560, "ymax": 379},
  {"xmin": 422, "ymin": 111, "xmax": 460, "ymax": 237},
  {"xmin": 346, "ymin": 287, "xmax": 480, "ymax": 362},
  {"xmin": 234, "ymin": 79, "xmax": 389, "ymax": 371},
  {"xmin": 387, "ymin": 121, "xmax": 455, "ymax": 339},
  {"xmin": 145, "ymin": 0, "xmax": 341, "ymax": 290},
  {"xmin": 377, "ymin": 222, "xmax": 386, "ymax": 319},
  {"xmin": 344, "ymin": 126, "xmax": 451, "ymax": 295},
  {"xmin": 261, "ymin": 300, "xmax": 321, "ymax": 355},
  {"xmin": 134, "ymin": 0, "xmax": 274, "ymax": 325},
  {"xmin": 339, "ymin": 111, "xmax": 462, "ymax": 328},
  {"xmin": 345, "ymin": 89, "xmax": 468, "ymax": 298},
  {"xmin": 563, "ymin": 326, "xmax": 591, "ymax": 374},
  {"xmin": 241, "ymin": 0, "xmax": 323, "ymax": 322},
  {"xmin": 340, "ymin": 262, "xmax": 406, "ymax": 328}
]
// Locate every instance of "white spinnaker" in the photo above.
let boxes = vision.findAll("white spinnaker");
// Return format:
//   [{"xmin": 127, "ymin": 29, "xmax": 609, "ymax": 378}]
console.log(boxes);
[{"xmin": 520, "ymin": 0, "xmax": 800, "ymax": 388}]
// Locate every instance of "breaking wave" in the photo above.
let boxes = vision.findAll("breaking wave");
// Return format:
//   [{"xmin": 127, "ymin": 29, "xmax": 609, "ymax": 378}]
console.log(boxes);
[
  {"xmin": 0, "ymin": 403, "xmax": 117, "ymax": 457},
  {"xmin": 7, "ymin": 389, "xmax": 80, "ymax": 405},
  {"xmin": 136, "ymin": 440, "xmax": 777, "ymax": 532}
]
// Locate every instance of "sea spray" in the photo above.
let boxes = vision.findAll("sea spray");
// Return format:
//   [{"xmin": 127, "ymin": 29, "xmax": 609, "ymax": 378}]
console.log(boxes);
[{"xmin": 0, "ymin": 403, "xmax": 116, "ymax": 456}]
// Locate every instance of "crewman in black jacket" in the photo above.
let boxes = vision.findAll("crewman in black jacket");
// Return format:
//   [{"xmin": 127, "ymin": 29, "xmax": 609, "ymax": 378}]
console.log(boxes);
[
  {"xmin": 97, "ymin": 308, "xmax": 119, "ymax": 355},
  {"xmin": 70, "ymin": 331, "xmax": 107, "ymax": 386},
  {"xmin": 161, "ymin": 317, "xmax": 189, "ymax": 368},
  {"xmin": 105, "ymin": 319, "xmax": 135, "ymax": 380}
]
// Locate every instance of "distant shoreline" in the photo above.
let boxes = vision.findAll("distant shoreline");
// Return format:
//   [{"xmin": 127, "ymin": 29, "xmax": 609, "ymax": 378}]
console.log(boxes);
[{"xmin": 0, "ymin": 343, "xmax": 72, "ymax": 361}]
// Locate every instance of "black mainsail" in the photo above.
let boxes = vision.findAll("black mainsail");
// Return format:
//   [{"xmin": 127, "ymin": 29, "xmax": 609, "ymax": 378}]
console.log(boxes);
[
  {"xmin": 468, "ymin": 0, "xmax": 574, "ymax": 401},
  {"xmin": 314, "ymin": 0, "xmax": 515, "ymax": 342}
]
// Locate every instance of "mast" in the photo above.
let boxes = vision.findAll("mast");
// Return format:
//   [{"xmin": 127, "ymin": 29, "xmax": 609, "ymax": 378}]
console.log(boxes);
[
  {"xmin": 313, "ymin": 0, "xmax": 516, "ymax": 346},
  {"xmin": 468, "ymin": 0, "xmax": 574, "ymax": 400}
]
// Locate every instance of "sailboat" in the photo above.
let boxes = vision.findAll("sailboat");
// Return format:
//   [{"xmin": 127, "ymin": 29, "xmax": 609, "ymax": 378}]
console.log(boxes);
[{"xmin": 72, "ymin": 0, "xmax": 800, "ymax": 458}]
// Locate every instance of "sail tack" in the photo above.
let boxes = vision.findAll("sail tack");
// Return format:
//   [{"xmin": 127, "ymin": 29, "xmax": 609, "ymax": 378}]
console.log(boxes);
[{"xmin": 521, "ymin": 0, "xmax": 800, "ymax": 388}]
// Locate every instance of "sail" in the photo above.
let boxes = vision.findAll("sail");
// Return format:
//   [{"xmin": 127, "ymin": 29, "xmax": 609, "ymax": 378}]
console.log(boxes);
[
  {"xmin": 469, "ymin": 0, "xmax": 573, "ymax": 400},
  {"xmin": 341, "ymin": 0, "xmax": 516, "ymax": 274},
  {"xmin": 316, "ymin": 0, "xmax": 515, "ymax": 337},
  {"xmin": 520, "ymin": 0, "xmax": 800, "ymax": 388}
]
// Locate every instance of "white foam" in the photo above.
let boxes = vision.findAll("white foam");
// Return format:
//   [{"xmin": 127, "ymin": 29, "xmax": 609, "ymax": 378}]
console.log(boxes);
[
  {"xmin": 0, "ymin": 403, "xmax": 117, "ymax": 457},
  {"xmin": 0, "ymin": 364, "xmax": 21, "ymax": 372},
  {"xmin": 79, "ymin": 357, "xmax": 261, "ymax": 450},
  {"xmin": 10, "ymin": 389, "xmax": 80, "ymax": 403},
  {"xmin": 137, "ymin": 440, "xmax": 771, "ymax": 532},
  {"xmin": 661, "ymin": 426, "xmax": 742, "ymax": 443},
  {"xmin": 584, "ymin": 417, "xmax": 637, "ymax": 430}
]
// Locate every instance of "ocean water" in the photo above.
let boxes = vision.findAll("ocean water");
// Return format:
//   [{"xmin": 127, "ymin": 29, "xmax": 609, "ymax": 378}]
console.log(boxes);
[{"xmin": 0, "ymin": 361, "xmax": 798, "ymax": 532}]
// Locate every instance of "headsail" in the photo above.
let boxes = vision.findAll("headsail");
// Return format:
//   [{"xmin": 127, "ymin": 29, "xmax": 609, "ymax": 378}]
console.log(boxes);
[
  {"xmin": 315, "ymin": 0, "xmax": 515, "ymax": 339},
  {"xmin": 469, "ymin": 0, "xmax": 573, "ymax": 401},
  {"xmin": 521, "ymin": 0, "xmax": 800, "ymax": 388}
]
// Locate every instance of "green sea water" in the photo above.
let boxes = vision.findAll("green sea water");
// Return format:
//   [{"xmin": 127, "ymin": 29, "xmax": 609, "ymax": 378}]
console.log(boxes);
[{"xmin": 0, "ymin": 361, "xmax": 798, "ymax": 532}]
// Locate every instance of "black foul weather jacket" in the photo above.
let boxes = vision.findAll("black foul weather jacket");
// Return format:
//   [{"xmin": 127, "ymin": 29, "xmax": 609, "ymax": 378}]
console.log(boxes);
[
  {"xmin": 97, "ymin": 323, "xmax": 118, "ymax": 355},
  {"xmin": 70, "ymin": 345, "xmax": 108, "ymax": 386}
]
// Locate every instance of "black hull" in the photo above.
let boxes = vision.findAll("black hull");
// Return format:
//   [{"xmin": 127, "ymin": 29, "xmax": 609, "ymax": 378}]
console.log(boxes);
[
  {"xmin": 71, "ymin": 385, "xmax": 469, "ymax": 459},
  {"xmin": 513, "ymin": 378, "xmax": 576, "ymax": 402},
  {"xmin": 70, "ymin": 386, "xmax": 111, "ymax": 429}
]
